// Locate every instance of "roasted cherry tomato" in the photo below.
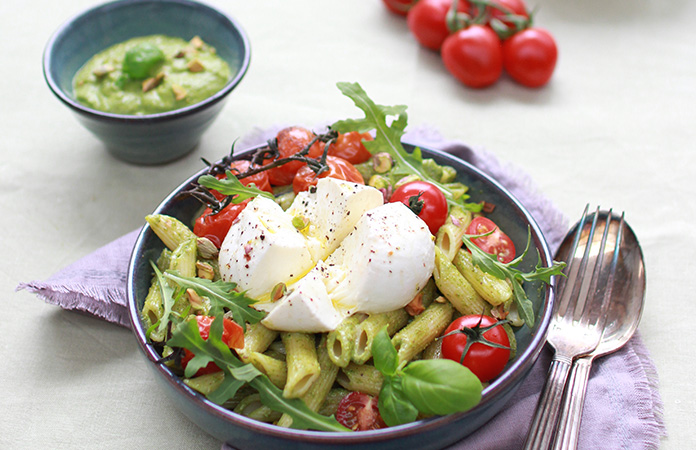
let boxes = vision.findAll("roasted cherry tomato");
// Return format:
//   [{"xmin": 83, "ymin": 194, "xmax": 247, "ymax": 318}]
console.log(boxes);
[
  {"xmin": 441, "ymin": 25, "xmax": 503, "ymax": 88},
  {"xmin": 407, "ymin": 0, "xmax": 471, "ymax": 51},
  {"xmin": 382, "ymin": 0, "xmax": 418, "ymax": 16},
  {"xmin": 502, "ymin": 27, "xmax": 558, "ymax": 88},
  {"xmin": 193, "ymin": 199, "xmax": 251, "ymax": 248},
  {"xmin": 389, "ymin": 180, "xmax": 448, "ymax": 234},
  {"xmin": 265, "ymin": 127, "xmax": 325, "ymax": 186},
  {"xmin": 335, "ymin": 392, "xmax": 387, "ymax": 431},
  {"xmin": 465, "ymin": 216, "xmax": 516, "ymax": 263},
  {"xmin": 292, "ymin": 155, "xmax": 364, "ymax": 194},
  {"xmin": 180, "ymin": 315, "xmax": 245, "ymax": 376},
  {"xmin": 326, "ymin": 131, "xmax": 373, "ymax": 165},
  {"xmin": 441, "ymin": 315, "xmax": 510, "ymax": 382},
  {"xmin": 210, "ymin": 159, "xmax": 273, "ymax": 201}
]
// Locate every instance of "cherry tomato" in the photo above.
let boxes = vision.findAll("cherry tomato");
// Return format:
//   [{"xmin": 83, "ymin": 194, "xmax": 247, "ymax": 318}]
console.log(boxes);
[
  {"xmin": 488, "ymin": 0, "xmax": 528, "ymax": 30},
  {"xmin": 193, "ymin": 199, "xmax": 251, "ymax": 248},
  {"xmin": 292, "ymin": 155, "xmax": 364, "ymax": 194},
  {"xmin": 441, "ymin": 315, "xmax": 510, "ymax": 382},
  {"xmin": 389, "ymin": 180, "xmax": 448, "ymax": 234},
  {"xmin": 503, "ymin": 27, "xmax": 558, "ymax": 88},
  {"xmin": 407, "ymin": 0, "xmax": 470, "ymax": 51},
  {"xmin": 382, "ymin": 0, "xmax": 418, "ymax": 16},
  {"xmin": 265, "ymin": 127, "xmax": 325, "ymax": 186},
  {"xmin": 326, "ymin": 132, "xmax": 373, "ymax": 164},
  {"xmin": 210, "ymin": 160, "xmax": 273, "ymax": 201},
  {"xmin": 180, "ymin": 315, "xmax": 245, "ymax": 376},
  {"xmin": 441, "ymin": 25, "xmax": 503, "ymax": 88},
  {"xmin": 335, "ymin": 392, "xmax": 387, "ymax": 431},
  {"xmin": 465, "ymin": 216, "xmax": 516, "ymax": 263}
]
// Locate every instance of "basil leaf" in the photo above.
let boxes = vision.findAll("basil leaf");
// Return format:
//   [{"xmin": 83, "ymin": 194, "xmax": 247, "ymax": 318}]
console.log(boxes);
[
  {"xmin": 401, "ymin": 359, "xmax": 482, "ymax": 416},
  {"xmin": 371, "ymin": 327, "xmax": 398, "ymax": 376},
  {"xmin": 378, "ymin": 376, "xmax": 419, "ymax": 427}
]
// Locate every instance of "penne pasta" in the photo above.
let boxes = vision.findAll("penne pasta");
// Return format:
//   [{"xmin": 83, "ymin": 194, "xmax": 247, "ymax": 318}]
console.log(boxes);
[
  {"xmin": 326, "ymin": 314, "xmax": 364, "ymax": 368},
  {"xmin": 281, "ymin": 332, "xmax": 321, "ymax": 399},
  {"xmin": 433, "ymin": 246, "xmax": 490, "ymax": 316},
  {"xmin": 392, "ymin": 300, "xmax": 454, "ymax": 364},
  {"xmin": 435, "ymin": 206, "xmax": 473, "ymax": 261},
  {"xmin": 352, "ymin": 309, "xmax": 409, "ymax": 365},
  {"xmin": 452, "ymin": 249, "xmax": 512, "ymax": 307}
]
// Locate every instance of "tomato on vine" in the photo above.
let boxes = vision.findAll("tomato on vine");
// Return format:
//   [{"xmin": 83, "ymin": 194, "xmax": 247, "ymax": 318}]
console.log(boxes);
[
  {"xmin": 487, "ymin": 0, "xmax": 528, "ymax": 31},
  {"xmin": 382, "ymin": 0, "xmax": 419, "ymax": 16},
  {"xmin": 326, "ymin": 131, "xmax": 373, "ymax": 164},
  {"xmin": 389, "ymin": 180, "xmax": 448, "ymax": 234},
  {"xmin": 265, "ymin": 127, "xmax": 325, "ymax": 186},
  {"xmin": 441, "ymin": 314, "xmax": 510, "ymax": 382},
  {"xmin": 407, "ymin": 0, "xmax": 471, "ymax": 51},
  {"xmin": 502, "ymin": 27, "xmax": 558, "ymax": 87},
  {"xmin": 193, "ymin": 199, "xmax": 251, "ymax": 248},
  {"xmin": 441, "ymin": 24, "xmax": 503, "ymax": 88}
]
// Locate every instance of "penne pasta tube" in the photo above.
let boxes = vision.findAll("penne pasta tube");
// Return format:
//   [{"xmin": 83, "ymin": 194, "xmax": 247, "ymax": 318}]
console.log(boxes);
[
  {"xmin": 281, "ymin": 332, "xmax": 321, "ymax": 399},
  {"xmin": 392, "ymin": 300, "xmax": 454, "ymax": 364},
  {"xmin": 234, "ymin": 393, "xmax": 282, "ymax": 423},
  {"xmin": 146, "ymin": 214, "xmax": 198, "ymax": 251},
  {"xmin": 352, "ymin": 309, "xmax": 409, "ymax": 365},
  {"xmin": 452, "ymin": 249, "xmax": 512, "ymax": 307},
  {"xmin": 326, "ymin": 314, "xmax": 364, "ymax": 368},
  {"xmin": 248, "ymin": 351, "xmax": 287, "ymax": 389},
  {"xmin": 435, "ymin": 206, "xmax": 473, "ymax": 261},
  {"xmin": 277, "ymin": 336, "xmax": 339, "ymax": 428},
  {"xmin": 433, "ymin": 246, "xmax": 490, "ymax": 316},
  {"xmin": 336, "ymin": 363, "xmax": 383, "ymax": 397},
  {"xmin": 237, "ymin": 322, "xmax": 279, "ymax": 363}
]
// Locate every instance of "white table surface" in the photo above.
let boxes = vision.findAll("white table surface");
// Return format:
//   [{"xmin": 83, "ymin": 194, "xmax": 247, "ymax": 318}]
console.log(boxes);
[{"xmin": 3, "ymin": 0, "xmax": 694, "ymax": 448}]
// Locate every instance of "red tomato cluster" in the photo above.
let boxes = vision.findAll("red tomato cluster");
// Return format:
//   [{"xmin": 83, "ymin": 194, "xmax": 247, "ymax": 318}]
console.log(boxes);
[
  {"xmin": 193, "ymin": 127, "xmax": 372, "ymax": 247},
  {"xmin": 383, "ymin": 0, "xmax": 558, "ymax": 88}
]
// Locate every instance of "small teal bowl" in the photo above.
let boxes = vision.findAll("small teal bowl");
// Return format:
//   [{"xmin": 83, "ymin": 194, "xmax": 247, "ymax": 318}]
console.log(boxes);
[
  {"xmin": 127, "ymin": 143, "xmax": 556, "ymax": 449},
  {"xmin": 43, "ymin": 0, "xmax": 251, "ymax": 165}
]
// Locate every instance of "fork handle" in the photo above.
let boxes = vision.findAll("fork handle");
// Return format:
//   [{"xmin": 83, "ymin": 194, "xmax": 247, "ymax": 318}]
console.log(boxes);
[
  {"xmin": 523, "ymin": 356, "xmax": 573, "ymax": 450},
  {"xmin": 551, "ymin": 356, "xmax": 594, "ymax": 450}
]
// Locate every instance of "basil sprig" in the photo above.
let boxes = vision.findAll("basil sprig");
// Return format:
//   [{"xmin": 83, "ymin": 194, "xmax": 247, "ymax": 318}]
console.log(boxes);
[{"xmin": 372, "ymin": 328, "xmax": 482, "ymax": 427}]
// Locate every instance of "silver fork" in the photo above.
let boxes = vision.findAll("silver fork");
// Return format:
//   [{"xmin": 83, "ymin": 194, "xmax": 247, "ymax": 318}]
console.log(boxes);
[{"xmin": 523, "ymin": 206, "xmax": 620, "ymax": 450}]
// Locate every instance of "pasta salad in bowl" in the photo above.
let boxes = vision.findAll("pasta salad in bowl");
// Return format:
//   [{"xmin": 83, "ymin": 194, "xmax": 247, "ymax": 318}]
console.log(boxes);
[{"xmin": 127, "ymin": 82, "xmax": 562, "ymax": 449}]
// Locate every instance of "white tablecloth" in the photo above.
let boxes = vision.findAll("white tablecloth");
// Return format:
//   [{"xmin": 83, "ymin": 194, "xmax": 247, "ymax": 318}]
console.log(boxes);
[{"xmin": 3, "ymin": 0, "xmax": 694, "ymax": 448}]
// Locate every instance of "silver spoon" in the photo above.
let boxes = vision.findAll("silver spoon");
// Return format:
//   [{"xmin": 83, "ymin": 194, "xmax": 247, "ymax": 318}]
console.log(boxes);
[{"xmin": 552, "ymin": 211, "xmax": 646, "ymax": 450}]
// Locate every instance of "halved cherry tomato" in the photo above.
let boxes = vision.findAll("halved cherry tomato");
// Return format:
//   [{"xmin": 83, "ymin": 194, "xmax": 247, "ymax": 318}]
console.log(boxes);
[
  {"xmin": 292, "ymin": 155, "xmax": 364, "ymax": 194},
  {"xmin": 389, "ymin": 180, "xmax": 448, "ymax": 234},
  {"xmin": 265, "ymin": 127, "xmax": 325, "ymax": 186},
  {"xmin": 441, "ymin": 315, "xmax": 510, "ymax": 382},
  {"xmin": 465, "ymin": 216, "xmax": 516, "ymax": 263},
  {"xmin": 210, "ymin": 160, "xmax": 273, "ymax": 201},
  {"xmin": 326, "ymin": 132, "xmax": 373, "ymax": 164},
  {"xmin": 407, "ymin": 0, "xmax": 471, "ymax": 51},
  {"xmin": 180, "ymin": 315, "xmax": 245, "ymax": 376},
  {"xmin": 193, "ymin": 199, "xmax": 251, "ymax": 248},
  {"xmin": 335, "ymin": 392, "xmax": 387, "ymax": 431}
]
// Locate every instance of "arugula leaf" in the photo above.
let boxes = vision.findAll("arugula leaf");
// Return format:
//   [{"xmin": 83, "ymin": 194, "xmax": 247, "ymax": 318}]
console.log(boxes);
[
  {"xmin": 198, "ymin": 171, "xmax": 274, "ymax": 203},
  {"xmin": 167, "ymin": 317, "xmax": 349, "ymax": 432},
  {"xmin": 401, "ymin": 359, "xmax": 482, "ymax": 416},
  {"xmin": 163, "ymin": 271, "xmax": 265, "ymax": 329},
  {"xmin": 331, "ymin": 81, "xmax": 481, "ymax": 212},
  {"xmin": 150, "ymin": 261, "xmax": 176, "ymax": 335},
  {"xmin": 461, "ymin": 227, "xmax": 566, "ymax": 327},
  {"xmin": 371, "ymin": 325, "xmax": 483, "ymax": 425}
]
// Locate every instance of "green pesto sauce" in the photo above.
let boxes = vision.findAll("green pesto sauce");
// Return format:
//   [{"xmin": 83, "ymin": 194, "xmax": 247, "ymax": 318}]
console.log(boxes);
[{"xmin": 73, "ymin": 35, "xmax": 232, "ymax": 115}]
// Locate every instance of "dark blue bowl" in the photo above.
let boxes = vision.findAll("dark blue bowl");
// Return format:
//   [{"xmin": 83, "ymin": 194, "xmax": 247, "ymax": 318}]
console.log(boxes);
[
  {"xmin": 43, "ymin": 0, "xmax": 251, "ymax": 165},
  {"xmin": 127, "ymin": 143, "xmax": 555, "ymax": 448}
]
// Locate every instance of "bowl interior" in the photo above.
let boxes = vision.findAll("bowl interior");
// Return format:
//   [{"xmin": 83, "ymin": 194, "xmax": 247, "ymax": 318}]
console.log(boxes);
[
  {"xmin": 44, "ymin": 0, "xmax": 250, "ymax": 116},
  {"xmin": 127, "ymin": 143, "xmax": 554, "ymax": 447}
]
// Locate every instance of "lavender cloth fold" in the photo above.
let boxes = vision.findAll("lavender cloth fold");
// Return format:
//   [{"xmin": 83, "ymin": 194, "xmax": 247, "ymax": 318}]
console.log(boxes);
[{"xmin": 18, "ymin": 128, "xmax": 665, "ymax": 449}]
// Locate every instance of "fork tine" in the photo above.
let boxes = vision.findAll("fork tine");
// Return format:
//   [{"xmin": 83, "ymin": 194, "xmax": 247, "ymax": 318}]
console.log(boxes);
[{"xmin": 555, "ymin": 204, "xmax": 590, "ymax": 317}]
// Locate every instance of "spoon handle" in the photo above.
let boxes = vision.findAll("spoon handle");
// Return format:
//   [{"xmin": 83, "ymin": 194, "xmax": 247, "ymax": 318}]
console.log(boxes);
[
  {"xmin": 523, "ymin": 356, "xmax": 572, "ymax": 450},
  {"xmin": 552, "ymin": 356, "xmax": 594, "ymax": 450}
]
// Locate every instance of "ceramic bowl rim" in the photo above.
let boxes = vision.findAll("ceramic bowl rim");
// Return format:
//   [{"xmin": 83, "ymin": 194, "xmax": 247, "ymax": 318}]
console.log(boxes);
[
  {"xmin": 42, "ymin": 0, "xmax": 251, "ymax": 124},
  {"xmin": 126, "ymin": 142, "xmax": 555, "ymax": 443}
]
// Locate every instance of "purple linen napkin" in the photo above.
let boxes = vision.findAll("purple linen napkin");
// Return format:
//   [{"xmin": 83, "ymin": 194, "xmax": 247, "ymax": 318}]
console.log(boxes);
[{"xmin": 18, "ymin": 126, "xmax": 665, "ymax": 449}]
